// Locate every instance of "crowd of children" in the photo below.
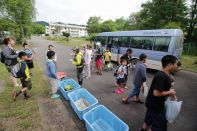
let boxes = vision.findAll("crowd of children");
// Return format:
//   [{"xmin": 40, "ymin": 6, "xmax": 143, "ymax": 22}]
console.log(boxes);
[{"xmin": 1, "ymin": 37, "xmax": 180, "ymax": 131}]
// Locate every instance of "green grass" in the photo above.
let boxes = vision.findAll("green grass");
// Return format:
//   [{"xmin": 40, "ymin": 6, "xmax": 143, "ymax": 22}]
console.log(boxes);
[
  {"xmin": 45, "ymin": 36, "xmax": 92, "ymax": 47},
  {"xmin": 181, "ymin": 55, "xmax": 197, "ymax": 72},
  {"xmin": 0, "ymin": 62, "xmax": 48, "ymax": 130}
]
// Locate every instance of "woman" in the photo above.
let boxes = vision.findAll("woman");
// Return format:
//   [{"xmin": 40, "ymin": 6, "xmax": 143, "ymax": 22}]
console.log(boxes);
[{"xmin": 2, "ymin": 37, "xmax": 20, "ymax": 87}]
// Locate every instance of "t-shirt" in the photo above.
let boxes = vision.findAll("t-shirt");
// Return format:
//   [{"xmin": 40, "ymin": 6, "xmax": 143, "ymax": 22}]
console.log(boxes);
[
  {"xmin": 84, "ymin": 49, "xmax": 92, "ymax": 64},
  {"xmin": 104, "ymin": 51, "xmax": 111, "ymax": 62},
  {"xmin": 117, "ymin": 65, "xmax": 127, "ymax": 79},
  {"xmin": 145, "ymin": 71, "xmax": 172, "ymax": 113},
  {"xmin": 133, "ymin": 62, "xmax": 147, "ymax": 87}
]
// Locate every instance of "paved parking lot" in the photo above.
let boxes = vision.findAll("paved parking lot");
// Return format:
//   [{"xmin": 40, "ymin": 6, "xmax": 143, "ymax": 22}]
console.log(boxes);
[{"xmin": 31, "ymin": 36, "xmax": 197, "ymax": 131}]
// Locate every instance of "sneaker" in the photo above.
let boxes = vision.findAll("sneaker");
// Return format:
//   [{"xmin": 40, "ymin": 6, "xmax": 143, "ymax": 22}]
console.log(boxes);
[{"xmin": 51, "ymin": 94, "xmax": 60, "ymax": 99}]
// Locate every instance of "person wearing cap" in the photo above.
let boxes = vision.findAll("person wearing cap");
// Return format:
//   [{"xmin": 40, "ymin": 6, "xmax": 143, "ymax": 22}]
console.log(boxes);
[
  {"xmin": 12, "ymin": 51, "xmax": 32, "ymax": 101},
  {"xmin": 95, "ymin": 42, "xmax": 103, "ymax": 75},
  {"xmin": 72, "ymin": 48, "xmax": 84, "ymax": 85}
]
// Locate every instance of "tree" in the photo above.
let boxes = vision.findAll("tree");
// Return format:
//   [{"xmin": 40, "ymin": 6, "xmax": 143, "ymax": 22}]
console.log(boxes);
[
  {"xmin": 139, "ymin": 0, "xmax": 188, "ymax": 29},
  {"xmin": 63, "ymin": 32, "xmax": 70, "ymax": 42},
  {"xmin": 186, "ymin": 0, "xmax": 197, "ymax": 42},
  {"xmin": 33, "ymin": 23, "xmax": 45, "ymax": 35},
  {"xmin": 0, "ymin": 0, "xmax": 36, "ymax": 43},
  {"xmin": 86, "ymin": 16, "xmax": 102, "ymax": 34},
  {"xmin": 124, "ymin": 12, "xmax": 142, "ymax": 30},
  {"xmin": 115, "ymin": 17, "xmax": 127, "ymax": 30},
  {"xmin": 100, "ymin": 20, "xmax": 117, "ymax": 32}
]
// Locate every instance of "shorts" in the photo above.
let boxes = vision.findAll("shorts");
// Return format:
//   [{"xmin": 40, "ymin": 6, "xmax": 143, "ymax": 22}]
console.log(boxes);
[
  {"xmin": 144, "ymin": 109, "xmax": 167, "ymax": 131},
  {"xmin": 96, "ymin": 59, "xmax": 103, "ymax": 68},
  {"xmin": 116, "ymin": 78, "xmax": 125, "ymax": 86},
  {"xmin": 20, "ymin": 79, "xmax": 32, "ymax": 90},
  {"xmin": 26, "ymin": 61, "xmax": 34, "ymax": 69}
]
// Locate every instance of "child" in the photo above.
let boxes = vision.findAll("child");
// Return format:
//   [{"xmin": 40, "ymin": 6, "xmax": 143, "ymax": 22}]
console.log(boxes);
[
  {"xmin": 122, "ymin": 53, "xmax": 147, "ymax": 104},
  {"xmin": 46, "ymin": 50, "xmax": 60, "ymax": 99},
  {"xmin": 72, "ymin": 48, "xmax": 84, "ymax": 85},
  {"xmin": 104, "ymin": 48, "xmax": 111, "ymax": 71},
  {"xmin": 95, "ymin": 42, "xmax": 103, "ymax": 75},
  {"xmin": 46, "ymin": 45, "xmax": 57, "ymax": 62},
  {"xmin": 12, "ymin": 52, "xmax": 32, "ymax": 101},
  {"xmin": 116, "ymin": 59, "xmax": 127, "ymax": 91},
  {"xmin": 23, "ymin": 42, "xmax": 34, "ymax": 75}
]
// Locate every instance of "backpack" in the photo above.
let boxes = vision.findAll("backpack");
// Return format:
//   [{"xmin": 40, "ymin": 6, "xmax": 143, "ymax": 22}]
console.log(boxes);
[
  {"xmin": 11, "ymin": 62, "xmax": 22, "ymax": 78},
  {"xmin": 0, "ymin": 51, "xmax": 5, "ymax": 63},
  {"xmin": 114, "ymin": 65, "xmax": 121, "ymax": 77}
]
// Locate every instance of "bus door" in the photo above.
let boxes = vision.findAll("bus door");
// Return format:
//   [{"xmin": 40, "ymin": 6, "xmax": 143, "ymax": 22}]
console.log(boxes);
[{"xmin": 107, "ymin": 36, "xmax": 120, "ymax": 61}]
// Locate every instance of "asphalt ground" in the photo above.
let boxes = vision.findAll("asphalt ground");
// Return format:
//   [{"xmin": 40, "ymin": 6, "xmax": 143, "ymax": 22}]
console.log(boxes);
[{"xmin": 30, "ymin": 36, "xmax": 197, "ymax": 131}]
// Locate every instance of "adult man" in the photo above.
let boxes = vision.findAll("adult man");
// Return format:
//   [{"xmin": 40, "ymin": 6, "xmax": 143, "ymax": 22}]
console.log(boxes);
[{"xmin": 141, "ymin": 55, "xmax": 177, "ymax": 131}]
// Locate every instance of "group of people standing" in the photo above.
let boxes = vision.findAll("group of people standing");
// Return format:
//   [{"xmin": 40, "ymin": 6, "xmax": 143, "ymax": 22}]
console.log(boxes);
[
  {"xmin": 1, "ymin": 37, "xmax": 34, "ymax": 100},
  {"xmin": 1, "ymin": 37, "xmax": 179, "ymax": 131}
]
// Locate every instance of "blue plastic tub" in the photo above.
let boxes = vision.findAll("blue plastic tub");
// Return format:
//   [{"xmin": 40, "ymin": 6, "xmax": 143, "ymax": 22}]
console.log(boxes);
[
  {"xmin": 58, "ymin": 79, "xmax": 81, "ymax": 100},
  {"xmin": 68, "ymin": 88, "xmax": 98, "ymax": 120},
  {"xmin": 83, "ymin": 105, "xmax": 129, "ymax": 131}
]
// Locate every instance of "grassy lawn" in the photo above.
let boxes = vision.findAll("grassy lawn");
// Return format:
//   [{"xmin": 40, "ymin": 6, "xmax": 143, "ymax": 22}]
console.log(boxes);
[
  {"xmin": 181, "ymin": 55, "xmax": 197, "ymax": 72},
  {"xmin": 0, "ymin": 62, "xmax": 48, "ymax": 130},
  {"xmin": 45, "ymin": 36, "xmax": 92, "ymax": 47}
]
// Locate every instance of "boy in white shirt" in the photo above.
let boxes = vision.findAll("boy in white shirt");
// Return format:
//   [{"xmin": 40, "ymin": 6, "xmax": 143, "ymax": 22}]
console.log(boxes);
[
  {"xmin": 116, "ymin": 59, "xmax": 127, "ymax": 89},
  {"xmin": 83, "ymin": 45, "xmax": 92, "ymax": 78}
]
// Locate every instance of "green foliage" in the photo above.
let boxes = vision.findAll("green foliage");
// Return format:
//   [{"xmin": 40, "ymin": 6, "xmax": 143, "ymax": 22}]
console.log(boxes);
[
  {"xmin": 163, "ymin": 22, "xmax": 182, "ymax": 29},
  {"xmin": 115, "ymin": 17, "xmax": 127, "ymax": 30},
  {"xmin": 0, "ymin": 0, "xmax": 36, "ymax": 43},
  {"xmin": 100, "ymin": 20, "xmax": 117, "ymax": 32},
  {"xmin": 85, "ymin": 33, "xmax": 96, "ymax": 42},
  {"xmin": 86, "ymin": 16, "xmax": 102, "ymax": 34},
  {"xmin": 139, "ymin": 0, "xmax": 188, "ymax": 29},
  {"xmin": 33, "ymin": 23, "xmax": 45, "ymax": 34},
  {"xmin": 62, "ymin": 32, "xmax": 70, "ymax": 42}
]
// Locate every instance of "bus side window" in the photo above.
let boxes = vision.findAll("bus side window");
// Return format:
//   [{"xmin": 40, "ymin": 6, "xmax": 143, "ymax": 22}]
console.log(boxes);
[
  {"xmin": 119, "ymin": 36, "xmax": 130, "ymax": 48},
  {"xmin": 131, "ymin": 37, "xmax": 153, "ymax": 50},
  {"xmin": 154, "ymin": 37, "xmax": 171, "ymax": 52}
]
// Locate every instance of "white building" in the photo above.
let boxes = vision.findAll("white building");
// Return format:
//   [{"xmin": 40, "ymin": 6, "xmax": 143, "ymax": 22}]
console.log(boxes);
[{"xmin": 45, "ymin": 22, "xmax": 88, "ymax": 37}]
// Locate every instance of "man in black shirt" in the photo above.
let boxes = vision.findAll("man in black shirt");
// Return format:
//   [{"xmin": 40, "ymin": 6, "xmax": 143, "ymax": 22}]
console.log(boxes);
[
  {"xmin": 141, "ymin": 55, "xmax": 178, "ymax": 131},
  {"xmin": 120, "ymin": 48, "xmax": 132, "ymax": 88}
]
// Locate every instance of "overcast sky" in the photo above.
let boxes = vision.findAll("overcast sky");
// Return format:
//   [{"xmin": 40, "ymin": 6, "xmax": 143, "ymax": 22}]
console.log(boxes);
[{"xmin": 35, "ymin": 0, "xmax": 148, "ymax": 25}]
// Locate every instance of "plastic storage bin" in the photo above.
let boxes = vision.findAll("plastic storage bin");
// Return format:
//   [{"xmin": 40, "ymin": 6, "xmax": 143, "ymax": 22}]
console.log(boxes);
[
  {"xmin": 68, "ymin": 88, "xmax": 98, "ymax": 120},
  {"xmin": 58, "ymin": 79, "xmax": 81, "ymax": 100},
  {"xmin": 83, "ymin": 105, "xmax": 129, "ymax": 131}
]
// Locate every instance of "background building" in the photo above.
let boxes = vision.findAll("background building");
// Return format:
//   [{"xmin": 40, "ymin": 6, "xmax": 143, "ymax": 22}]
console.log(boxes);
[{"xmin": 44, "ymin": 22, "xmax": 87, "ymax": 37}]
